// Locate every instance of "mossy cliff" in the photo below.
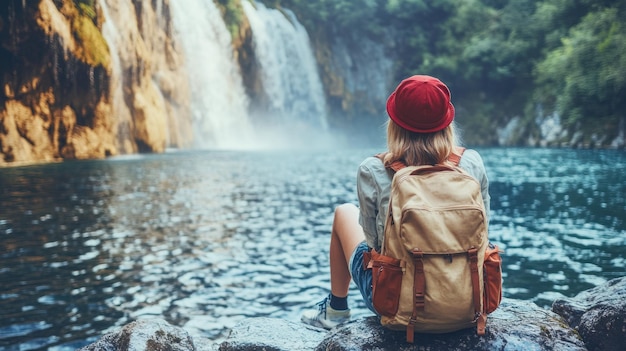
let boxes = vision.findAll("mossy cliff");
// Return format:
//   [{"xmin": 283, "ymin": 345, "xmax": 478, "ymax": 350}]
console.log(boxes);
[
  {"xmin": 0, "ymin": 0, "xmax": 191, "ymax": 166},
  {"xmin": 0, "ymin": 0, "xmax": 111, "ymax": 165}
]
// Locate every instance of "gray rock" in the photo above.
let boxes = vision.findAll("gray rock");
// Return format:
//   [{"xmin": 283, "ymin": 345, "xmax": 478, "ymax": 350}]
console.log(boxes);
[
  {"xmin": 77, "ymin": 318, "xmax": 217, "ymax": 351},
  {"xmin": 316, "ymin": 299, "xmax": 586, "ymax": 351},
  {"xmin": 81, "ymin": 282, "xmax": 626, "ymax": 351},
  {"xmin": 552, "ymin": 277, "xmax": 626, "ymax": 351},
  {"xmin": 219, "ymin": 317, "xmax": 327, "ymax": 351}
]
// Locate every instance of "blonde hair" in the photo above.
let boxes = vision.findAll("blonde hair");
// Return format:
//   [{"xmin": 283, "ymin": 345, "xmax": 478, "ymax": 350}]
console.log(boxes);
[{"xmin": 384, "ymin": 120, "xmax": 458, "ymax": 166}]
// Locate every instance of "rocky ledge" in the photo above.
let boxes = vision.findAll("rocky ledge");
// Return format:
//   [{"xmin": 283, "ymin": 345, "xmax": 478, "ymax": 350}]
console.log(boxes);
[{"xmin": 80, "ymin": 277, "xmax": 625, "ymax": 351}]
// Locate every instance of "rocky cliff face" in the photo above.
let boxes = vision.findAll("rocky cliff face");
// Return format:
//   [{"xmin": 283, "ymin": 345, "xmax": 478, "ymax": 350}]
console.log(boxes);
[
  {"xmin": 0, "ymin": 0, "xmax": 191, "ymax": 166},
  {"xmin": 310, "ymin": 27, "xmax": 394, "ymax": 134},
  {"xmin": 101, "ymin": 0, "xmax": 191, "ymax": 154},
  {"xmin": 1, "ymin": 0, "xmax": 395, "ymax": 167},
  {"xmin": 1, "ymin": 0, "xmax": 111, "ymax": 165}
]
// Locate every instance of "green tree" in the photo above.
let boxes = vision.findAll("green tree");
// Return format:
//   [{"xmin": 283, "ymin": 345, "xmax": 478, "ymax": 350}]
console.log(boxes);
[
  {"xmin": 535, "ymin": 6, "xmax": 626, "ymax": 140},
  {"xmin": 425, "ymin": 0, "xmax": 542, "ymax": 144}
]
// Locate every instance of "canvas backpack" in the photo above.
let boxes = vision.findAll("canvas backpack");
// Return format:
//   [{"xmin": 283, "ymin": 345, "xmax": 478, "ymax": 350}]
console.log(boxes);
[{"xmin": 366, "ymin": 148, "xmax": 502, "ymax": 343}]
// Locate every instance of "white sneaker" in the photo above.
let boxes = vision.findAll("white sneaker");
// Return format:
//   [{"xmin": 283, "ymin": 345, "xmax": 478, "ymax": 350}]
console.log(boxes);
[{"xmin": 301, "ymin": 296, "xmax": 350, "ymax": 329}]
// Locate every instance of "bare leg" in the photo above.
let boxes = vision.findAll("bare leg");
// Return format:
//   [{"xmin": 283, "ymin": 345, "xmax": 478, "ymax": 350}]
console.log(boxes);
[
  {"xmin": 329, "ymin": 203, "xmax": 366, "ymax": 298},
  {"xmin": 300, "ymin": 203, "xmax": 363, "ymax": 328}
]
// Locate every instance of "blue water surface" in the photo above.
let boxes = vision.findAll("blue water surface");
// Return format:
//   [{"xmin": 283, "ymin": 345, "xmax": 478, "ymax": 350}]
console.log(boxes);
[{"xmin": 0, "ymin": 147, "xmax": 624, "ymax": 350}]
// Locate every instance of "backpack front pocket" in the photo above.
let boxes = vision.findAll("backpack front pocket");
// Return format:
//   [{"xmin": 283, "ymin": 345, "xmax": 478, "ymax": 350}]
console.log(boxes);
[{"xmin": 370, "ymin": 250, "xmax": 403, "ymax": 317}]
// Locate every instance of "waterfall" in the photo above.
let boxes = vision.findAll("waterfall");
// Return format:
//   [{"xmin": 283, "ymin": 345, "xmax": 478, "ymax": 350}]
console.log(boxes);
[
  {"xmin": 242, "ymin": 1, "xmax": 328, "ymax": 130},
  {"xmin": 102, "ymin": 0, "xmax": 333, "ymax": 150},
  {"xmin": 169, "ymin": 0, "xmax": 254, "ymax": 149},
  {"xmin": 100, "ymin": 0, "xmax": 133, "ymax": 152}
]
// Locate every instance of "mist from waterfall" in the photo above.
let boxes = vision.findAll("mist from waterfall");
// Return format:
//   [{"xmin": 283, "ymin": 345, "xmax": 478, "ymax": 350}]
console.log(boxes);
[
  {"xmin": 242, "ymin": 1, "xmax": 328, "ymax": 130},
  {"xmin": 169, "ymin": 0, "xmax": 255, "ymax": 149}
]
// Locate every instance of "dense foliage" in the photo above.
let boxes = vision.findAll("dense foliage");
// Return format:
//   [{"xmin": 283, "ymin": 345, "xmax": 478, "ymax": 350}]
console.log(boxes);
[{"xmin": 260, "ymin": 0, "xmax": 625, "ymax": 146}]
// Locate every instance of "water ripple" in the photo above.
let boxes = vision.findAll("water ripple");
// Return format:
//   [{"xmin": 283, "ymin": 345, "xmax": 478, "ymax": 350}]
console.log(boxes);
[{"xmin": 0, "ymin": 148, "xmax": 624, "ymax": 349}]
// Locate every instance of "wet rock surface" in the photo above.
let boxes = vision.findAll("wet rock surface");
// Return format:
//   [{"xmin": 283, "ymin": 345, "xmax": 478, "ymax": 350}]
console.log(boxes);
[
  {"xmin": 552, "ymin": 276, "xmax": 626, "ymax": 351},
  {"xmin": 78, "ymin": 278, "xmax": 626, "ymax": 351},
  {"xmin": 317, "ymin": 299, "xmax": 585, "ymax": 351},
  {"xmin": 77, "ymin": 318, "xmax": 217, "ymax": 351},
  {"xmin": 80, "ymin": 298, "xmax": 592, "ymax": 351},
  {"xmin": 219, "ymin": 317, "xmax": 326, "ymax": 351}
]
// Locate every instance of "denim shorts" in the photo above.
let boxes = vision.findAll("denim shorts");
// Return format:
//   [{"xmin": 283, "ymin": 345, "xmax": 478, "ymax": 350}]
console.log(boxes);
[{"xmin": 349, "ymin": 241, "xmax": 377, "ymax": 314}]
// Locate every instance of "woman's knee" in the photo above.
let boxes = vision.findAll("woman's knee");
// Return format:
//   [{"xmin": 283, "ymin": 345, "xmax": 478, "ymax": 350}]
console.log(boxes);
[
  {"xmin": 332, "ymin": 203, "xmax": 365, "ymax": 264},
  {"xmin": 332, "ymin": 204, "xmax": 363, "ymax": 238},
  {"xmin": 333, "ymin": 203, "xmax": 359, "ymax": 223}
]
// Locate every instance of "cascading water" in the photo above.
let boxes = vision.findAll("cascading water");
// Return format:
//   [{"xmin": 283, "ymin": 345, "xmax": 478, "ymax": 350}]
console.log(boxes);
[
  {"xmin": 242, "ymin": 1, "xmax": 328, "ymax": 130},
  {"xmin": 169, "ymin": 0, "xmax": 255, "ymax": 149},
  {"xmin": 100, "ymin": 0, "xmax": 133, "ymax": 152},
  {"xmin": 103, "ymin": 0, "xmax": 333, "ymax": 150}
]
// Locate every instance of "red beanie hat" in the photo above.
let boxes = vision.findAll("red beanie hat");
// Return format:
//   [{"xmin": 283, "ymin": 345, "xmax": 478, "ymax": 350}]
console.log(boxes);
[{"xmin": 386, "ymin": 75, "xmax": 455, "ymax": 133}]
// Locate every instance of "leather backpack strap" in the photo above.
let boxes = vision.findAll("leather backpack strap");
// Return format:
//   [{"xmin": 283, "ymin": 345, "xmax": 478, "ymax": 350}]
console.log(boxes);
[
  {"xmin": 406, "ymin": 249, "xmax": 425, "ymax": 343},
  {"xmin": 388, "ymin": 160, "xmax": 406, "ymax": 172},
  {"xmin": 468, "ymin": 248, "xmax": 487, "ymax": 335},
  {"xmin": 375, "ymin": 152, "xmax": 406, "ymax": 172},
  {"xmin": 447, "ymin": 146, "xmax": 466, "ymax": 166}
]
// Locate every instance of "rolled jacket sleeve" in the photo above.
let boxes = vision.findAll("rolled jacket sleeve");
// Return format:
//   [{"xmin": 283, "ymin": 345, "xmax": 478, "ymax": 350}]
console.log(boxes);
[{"xmin": 357, "ymin": 161, "xmax": 379, "ymax": 249}]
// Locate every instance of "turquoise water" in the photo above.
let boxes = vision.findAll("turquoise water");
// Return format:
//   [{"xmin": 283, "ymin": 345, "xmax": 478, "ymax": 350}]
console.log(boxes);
[{"xmin": 0, "ymin": 148, "xmax": 624, "ymax": 350}]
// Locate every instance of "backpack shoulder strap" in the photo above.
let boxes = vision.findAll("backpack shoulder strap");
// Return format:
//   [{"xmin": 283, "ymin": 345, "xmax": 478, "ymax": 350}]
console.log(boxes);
[
  {"xmin": 447, "ymin": 146, "xmax": 466, "ymax": 166},
  {"xmin": 375, "ymin": 152, "xmax": 406, "ymax": 172}
]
